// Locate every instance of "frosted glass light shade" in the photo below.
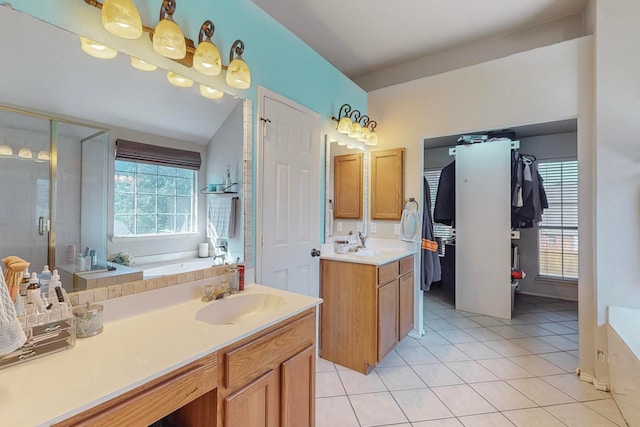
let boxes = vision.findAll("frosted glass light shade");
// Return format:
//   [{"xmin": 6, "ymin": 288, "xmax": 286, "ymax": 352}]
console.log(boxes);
[
  {"xmin": 130, "ymin": 57, "xmax": 157, "ymax": 71},
  {"xmin": 80, "ymin": 36, "xmax": 118, "ymax": 59},
  {"xmin": 18, "ymin": 148, "xmax": 32, "ymax": 159},
  {"xmin": 37, "ymin": 151, "xmax": 50, "ymax": 161},
  {"xmin": 348, "ymin": 122, "xmax": 363, "ymax": 139},
  {"xmin": 226, "ymin": 58, "xmax": 251, "ymax": 89},
  {"xmin": 337, "ymin": 117, "xmax": 352, "ymax": 134},
  {"xmin": 166, "ymin": 71, "xmax": 193, "ymax": 87},
  {"xmin": 0, "ymin": 145, "xmax": 13, "ymax": 156},
  {"xmin": 153, "ymin": 19, "xmax": 186, "ymax": 59},
  {"xmin": 200, "ymin": 85, "xmax": 224, "ymax": 99},
  {"xmin": 365, "ymin": 131, "xmax": 378, "ymax": 146},
  {"xmin": 102, "ymin": 0, "xmax": 143, "ymax": 39},
  {"xmin": 358, "ymin": 127, "xmax": 370, "ymax": 142},
  {"xmin": 194, "ymin": 41, "xmax": 222, "ymax": 76}
]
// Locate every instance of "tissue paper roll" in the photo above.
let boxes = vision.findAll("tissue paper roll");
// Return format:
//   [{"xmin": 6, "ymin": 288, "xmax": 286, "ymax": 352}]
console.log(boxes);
[{"xmin": 198, "ymin": 243, "xmax": 209, "ymax": 258}]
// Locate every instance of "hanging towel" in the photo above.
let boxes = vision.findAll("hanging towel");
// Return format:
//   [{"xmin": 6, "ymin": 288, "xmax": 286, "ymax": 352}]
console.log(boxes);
[
  {"xmin": 0, "ymin": 268, "xmax": 27, "ymax": 356},
  {"xmin": 421, "ymin": 177, "xmax": 441, "ymax": 291},
  {"xmin": 399, "ymin": 203, "xmax": 419, "ymax": 241},
  {"xmin": 327, "ymin": 200, "xmax": 334, "ymax": 238},
  {"xmin": 434, "ymin": 161, "xmax": 455, "ymax": 226},
  {"xmin": 207, "ymin": 197, "xmax": 236, "ymax": 239}
]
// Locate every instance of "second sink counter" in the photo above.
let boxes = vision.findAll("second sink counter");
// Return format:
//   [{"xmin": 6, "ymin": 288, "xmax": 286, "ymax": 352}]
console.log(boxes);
[{"xmin": 320, "ymin": 248, "xmax": 414, "ymax": 266}]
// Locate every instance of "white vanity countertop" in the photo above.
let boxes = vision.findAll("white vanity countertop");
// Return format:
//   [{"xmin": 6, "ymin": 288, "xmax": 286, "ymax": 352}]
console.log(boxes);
[
  {"xmin": 0, "ymin": 282, "xmax": 321, "ymax": 427},
  {"xmin": 319, "ymin": 248, "xmax": 414, "ymax": 265}
]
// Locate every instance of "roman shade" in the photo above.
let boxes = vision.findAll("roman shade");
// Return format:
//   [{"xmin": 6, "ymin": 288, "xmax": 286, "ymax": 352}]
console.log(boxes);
[{"xmin": 115, "ymin": 139, "xmax": 201, "ymax": 170}]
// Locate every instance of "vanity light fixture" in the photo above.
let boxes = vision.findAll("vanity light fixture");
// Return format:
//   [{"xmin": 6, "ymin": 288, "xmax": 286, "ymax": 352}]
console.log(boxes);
[
  {"xmin": 200, "ymin": 85, "xmax": 224, "ymax": 99},
  {"xmin": 101, "ymin": 0, "xmax": 143, "ymax": 39},
  {"xmin": 130, "ymin": 56, "xmax": 158, "ymax": 71},
  {"xmin": 0, "ymin": 145, "xmax": 13, "ymax": 156},
  {"xmin": 193, "ymin": 20, "xmax": 222, "ymax": 76},
  {"xmin": 37, "ymin": 151, "xmax": 50, "ymax": 162},
  {"xmin": 226, "ymin": 40, "xmax": 251, "ymax": 89},
  {"xmin": 80, "ymin": 36, "xmax": 118, "ymax": 59},
  {"xmin": 332, "ymin": 104, "xmax": 379, "ymax": 147},
  {"xmin": 166, "ymin": 71, "xmax": 194, "ymax": 88},
  {"xmin": 153, "ymin": 0, "xmax": 186, "ymax": 59}
]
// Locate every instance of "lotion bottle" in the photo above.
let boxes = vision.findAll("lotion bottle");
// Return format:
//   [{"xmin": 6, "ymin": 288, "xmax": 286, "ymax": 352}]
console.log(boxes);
[{"xmin": 27, "ymin": 272, "xmax": 44, "ymax": 312}]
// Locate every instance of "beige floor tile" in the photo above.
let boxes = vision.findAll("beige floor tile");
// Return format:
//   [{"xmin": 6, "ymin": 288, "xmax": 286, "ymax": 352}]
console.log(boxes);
[
  {"xmin": 583, "ymin": 398, "xmax": 627, "ymax": 426},
  {"xmin": 392, "ymin": 388, "xmax": 454, "ymax": 422},
  {"xmin": 537, "ymin": 334, "xmax": 579, "ymax": 351},
  {"xmin": 464, "ymin": 327, "xmax": 504, "ymax": 342},
  {"xmin": 397, "ymin": 335, "xmax": 423, "ymax": 348},
  {"xmin": 478, "ymin": 358, "xmax": 534, "ymax": 380},
  {"xmin": 316, "ymin": 357, "xmax": 336, "ymax": 372},
  {"xmin": 429, "ymin": 318, "xmax": 460, "ymax": 331},
  {"xmin": 445, "ymin": 360, "xmax": 500, "ymax": 383},
  {"xmin": 538, "ymin": 351, "xmax": 579, "ymax": 372},
  {"xmin": 376, "ymin": 365, "xmax": 426, "ymax": 390},
  {"xmin": 502, "ymin": 408, "xmax": 566, "ymax": 427},
  {"xmin": 431, "ymin": 384, "xmax": 495, "ymax": 417},
  {"xmin": 511, "ymin": 324, "xmax": 556, "ymax": 337},
  {"xmin": 506, "ymin": 377, "xmax": 575, "ymax": 406},
  {"xmin": 428, "ymin": 344, "xmax": 473, "ymax": 363},
  {"xmin": 466, "ymin": 316, "xmax": 506, "ymax": 327},
  {"xmin": 438, "ymin": 328, "xmax": 478, "ymax": 344},
  {"xmin": 412, "ymin": 419, "xmax": 464, "ymax": 427},
  {"xmin": 455, "ymin": 342, "xmax": 502, "ymax": 360},
  {"xmin": 537, "ymin": 322, "xmax": 575, "ymax": 335},
  {"xmin": 488, "ymin": 340, "xmax": 531, "ymax": 357},
  {"xmin": 377, "ymin": 349, "xmax": 408, "ymax": 367},
  {"xmin": 315, "ymin": 396, "xmax": 360, "ymax": 427},
  {"xmin": 488, "ymin": 326, "xmax": 530, "ymax": 339},
  {"xmin": 544, "ymin": 402, "xmax": 619, "ymax": 426},
  {"xmin": 396, "ymin": 345, "xmax": 440, "ymax": 365},
  {"xmin": 458, "ymin": 412, "xmax": 515, "ymax": 427},
  {"xmin": 412, "ymin": 363, "xmax": 465, "ymax": 387},
  {"xmin": 540, "ymin": 374, "xmax": 612, "ymax": 401},
  {"xmin": 508, "ymin": 354, "xmax": 565, "ymax": 376},
  {"xmin": 446, "ymin": 317, "xmax": 483, "ymax": 329},
  {"xmin": 337, "ymin": 369, "xmax": 387, "ymax": 395},
  {"xmin": 316, "ymin": 371, "xmax": 346, "ymax": 398},
  {"xmin": 509, "ymin": 337, "xmax": 560, "ymax": 354},
  {"xmin": 420, "ymin": 330, "xmax": 451, "ymax": 346},
  {"xmin": 436, "ymin": 309, "xmax": 466, "ymax": 319},
  {"xmin": 348, "ymin": 391, "xmax": 408, "ymax": 427},
  {"xmin": 470, "ymin": 381, "xmax": 536, "ymax": 411}
]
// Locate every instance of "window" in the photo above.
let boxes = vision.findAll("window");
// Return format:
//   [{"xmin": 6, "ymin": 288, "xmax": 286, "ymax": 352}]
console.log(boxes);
[
  {"xmin": 424, "ymin": 170, "xmax": 453, "ymax": 253},
  {"xmin": 537, "ymin": 160, "xmax": 578, "ymax": 280},
  {"xmin": 114, "ymin": 160, "xmax": 197, "ymax": 236}
]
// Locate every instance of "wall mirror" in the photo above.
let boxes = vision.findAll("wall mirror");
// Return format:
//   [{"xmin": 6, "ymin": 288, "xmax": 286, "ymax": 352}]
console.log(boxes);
[{"xmin": 0, "ymin": 6, "xmax": 252, "ymax": 292}]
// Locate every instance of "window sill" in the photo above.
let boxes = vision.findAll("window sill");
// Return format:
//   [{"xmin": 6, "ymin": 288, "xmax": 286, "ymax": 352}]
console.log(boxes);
[
  {"xmin": 110, "ymin": 232, "xmax": 200, "ymax": 242},
  {"xmin": 535, "ymin": 275, "xmax": 578, "ymax": 287}
]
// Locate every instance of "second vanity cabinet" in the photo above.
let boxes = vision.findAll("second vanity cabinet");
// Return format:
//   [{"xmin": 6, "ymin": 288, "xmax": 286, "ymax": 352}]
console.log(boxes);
[
  {"xmin": 55, "ymin": 308, "xmax": 316, "ymax": 427},
  {"xmin": 320, "ymin": 255, "xmax": 414, "ymax": 374}
]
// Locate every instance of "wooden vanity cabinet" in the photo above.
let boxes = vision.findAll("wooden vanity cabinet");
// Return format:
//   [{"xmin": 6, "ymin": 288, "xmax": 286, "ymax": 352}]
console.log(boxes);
[
  {"xmin": 370, "ymin": 148, "xmax": 405, "ymax": 220},
  {"xmin": 320, "ymin": 255, "xmax": 414, "ymax": 374},
  {"xmin": 333, "ymin": 153, "xmax": 363, "ymax": 219},
  {"xmin": 56, "ymin": 308, "xmax": 316, "ymax": 427}
]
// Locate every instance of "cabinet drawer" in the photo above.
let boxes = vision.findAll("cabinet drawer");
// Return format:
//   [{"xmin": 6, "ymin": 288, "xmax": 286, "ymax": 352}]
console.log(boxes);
[
  {"xmin": 56, "ymin": 353, "xmax": 217, "ymax": 427},
  {"xmin": 399, "ymin": 256, "xmax": 414, "ymax": 275},
  {"xmin": 223, "ymin": 311, "xmax": 315, "ymax": 390},
  {"xmin": 378, "ymin": 261, "xmax": 399, "ymax": 285}
]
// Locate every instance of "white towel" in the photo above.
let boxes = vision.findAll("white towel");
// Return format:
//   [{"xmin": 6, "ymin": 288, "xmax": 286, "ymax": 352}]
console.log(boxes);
[
  {"xmin": 0, "ymin": 269, "xmax": 27, "ymax": 356},
  {"xmin": 326, "ymin": 201, "xmax": 334, "ymax": 238},
  {"xmin": 207, "ymin": 197, "xmax": 236, "ymax": 239},
  {"xmin": 399, "ymin": 208, "xmax": 420, "ymax": 241}
]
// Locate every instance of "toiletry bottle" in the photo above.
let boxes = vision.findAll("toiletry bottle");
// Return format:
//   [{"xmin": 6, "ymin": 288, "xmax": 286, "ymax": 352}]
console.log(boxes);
[
  {"xmin": 66, "ymin": 244, "xmax": 76, "ymax": 264},
  {"xmin": 20, "ymin": 269, "xmax": 30, "ymax": 296},
  {"xmin": 76, "ymin": 254, "xmax": 85, "ymax": 272},
  {"xmin": 39, "ymin": 265, "xmax": 52, "ymax": 293},
  {"xmin": 238, "ymin": 263, "xmax": 245, "ymax": 291},
  {"xmin": 27, "ymin": 272, "xmax": 44, "ymax": 311},
  {"xmin": 90, "ymin": 249, "xmax": 97, "ymax": 270}
]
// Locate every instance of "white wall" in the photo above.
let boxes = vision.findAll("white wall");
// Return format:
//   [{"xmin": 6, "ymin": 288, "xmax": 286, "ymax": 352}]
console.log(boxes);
[
  {"xmin": 206, "ymin": 101, "xmax": 244, "ymax": 262},
  {"xmin": 368, "ymin": 37, "xmax": 596, "ymax": 380},
  {"xmin": 593, "ymin": 0, "xmax": 640, "ymax": 385}
]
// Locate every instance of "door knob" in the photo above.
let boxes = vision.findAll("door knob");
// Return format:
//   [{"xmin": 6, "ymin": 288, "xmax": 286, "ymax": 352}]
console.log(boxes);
[{"xmin": 310, "ymin": 248, "xmax": 321, "ymax": 257}]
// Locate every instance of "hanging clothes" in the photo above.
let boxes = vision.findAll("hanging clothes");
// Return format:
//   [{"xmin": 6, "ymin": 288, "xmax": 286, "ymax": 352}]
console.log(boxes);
[
  {"xmin": 511, "ymin": 151, "xmax": 548, "ymax": 228},
  {"xmin": 421, "ymin": 177, "xmax": 441, "ymax": 291},
  {"xmin": 434, "ymin": 160, "xmax": 455, "ymax": 226}
]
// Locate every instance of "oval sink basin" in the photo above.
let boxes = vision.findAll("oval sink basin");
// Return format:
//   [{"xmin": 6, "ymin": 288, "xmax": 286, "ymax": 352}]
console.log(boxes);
[
  {"xmin": 195, "ymin": 293, "xmax": 286, "ymax": 326},
  {"xmin": 353, "ymin": 249, "xmax": 379, "ymax": 257}
]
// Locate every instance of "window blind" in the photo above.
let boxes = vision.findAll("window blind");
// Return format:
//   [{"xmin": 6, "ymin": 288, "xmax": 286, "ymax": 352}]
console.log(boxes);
[
  {"xmin": 115, "ymin": 139, "xmax": 201, "ymax": 170},
  {"xmin": 537, "ymin": 160, "xmax": 578, "ymax": 279}
]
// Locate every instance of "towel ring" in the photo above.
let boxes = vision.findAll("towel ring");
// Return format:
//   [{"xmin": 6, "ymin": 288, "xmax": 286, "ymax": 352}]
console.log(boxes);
[{"xmin": 403, "ymin": 198, "xmax": 419, "ymax": 210}]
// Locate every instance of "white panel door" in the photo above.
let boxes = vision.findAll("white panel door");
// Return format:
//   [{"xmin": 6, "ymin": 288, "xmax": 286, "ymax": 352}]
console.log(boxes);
[
  {"xmin": 455, "ymin": 140, "xmax": 512, "ymax": 319},
  {"xmin": 260, "ymin": 95, "xmax": 321, "ymax": 297}
]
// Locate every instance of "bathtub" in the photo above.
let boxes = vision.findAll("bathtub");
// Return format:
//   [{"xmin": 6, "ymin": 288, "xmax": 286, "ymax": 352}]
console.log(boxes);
[
  {"xmin": 142, "ymin": 258, "xmax": 215, "ymax": 279},
  {"xmin": 608, "ymin": 306, "xmax": 640, "ymax": 427}
]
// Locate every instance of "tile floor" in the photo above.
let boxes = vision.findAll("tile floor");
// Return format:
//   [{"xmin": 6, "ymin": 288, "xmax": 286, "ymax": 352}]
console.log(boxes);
[{"xmin": 315, "ymin": 287, "xmax": 627, "ymax": 427}]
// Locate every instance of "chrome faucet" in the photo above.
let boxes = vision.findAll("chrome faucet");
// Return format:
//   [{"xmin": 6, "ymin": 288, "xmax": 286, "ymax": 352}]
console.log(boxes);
[
  {"xmin": 358, "ymin": 231, "xmax": 368, "ymax": 248},
  {"xmin": 212, "ymin": 254, "xmax": 226, "ymax": 265}
]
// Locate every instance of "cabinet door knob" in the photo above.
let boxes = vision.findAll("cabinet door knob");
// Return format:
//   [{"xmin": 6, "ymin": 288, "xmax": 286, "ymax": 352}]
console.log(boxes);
[{"xmin": 310, "ymin": 248, "xmax": 321, "ymax": 257}]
